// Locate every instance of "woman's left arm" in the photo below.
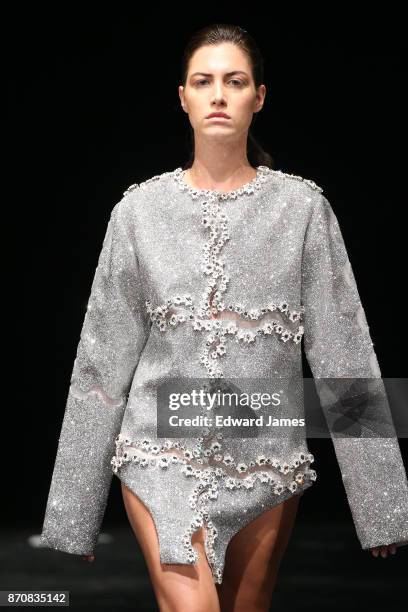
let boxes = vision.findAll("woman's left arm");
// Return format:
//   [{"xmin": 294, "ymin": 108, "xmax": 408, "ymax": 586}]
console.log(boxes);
[{"xmin": 301, "ymin": 191, "xmax": 408, "ymax": 556}]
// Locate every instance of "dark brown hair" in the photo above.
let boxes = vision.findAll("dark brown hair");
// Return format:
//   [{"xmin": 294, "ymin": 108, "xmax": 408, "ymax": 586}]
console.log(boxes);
[{"xmin": 180, "ymin": 23, "xmax": 274, "ymax": 169}]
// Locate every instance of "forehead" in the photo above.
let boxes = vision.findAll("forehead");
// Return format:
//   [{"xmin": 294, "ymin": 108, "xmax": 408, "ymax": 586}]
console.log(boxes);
[{"xmin": 188, "ymin": 43, "xmax": 250, "ymax": 73}]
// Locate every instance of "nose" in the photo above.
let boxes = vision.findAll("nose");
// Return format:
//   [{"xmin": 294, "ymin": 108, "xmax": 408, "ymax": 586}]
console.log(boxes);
[{"xmin": 211, "ymin": 81, "xmax": 227, "ymax": 104}]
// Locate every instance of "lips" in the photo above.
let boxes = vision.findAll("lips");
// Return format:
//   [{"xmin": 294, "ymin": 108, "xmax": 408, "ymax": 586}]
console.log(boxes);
[{"xmin": 207, "ymin": 113, "xmax": 230, "ymax": 119}]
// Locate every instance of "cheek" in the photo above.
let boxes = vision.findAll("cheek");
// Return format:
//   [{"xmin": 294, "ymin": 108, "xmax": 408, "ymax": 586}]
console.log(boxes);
[
  {"xmin": 234, "ymin": 104, "xmax": 256, "ymax": 123},
  {"xmin": 187, "ymin": 96, "xmax": 204, "ymax": 115},
  {"xmin": 235, "ymin": 94, "xmax": 256, "ymax": 112},
  {"xmin": 244, "ymin": 95, "xmax": 257, "ymax": 110}
]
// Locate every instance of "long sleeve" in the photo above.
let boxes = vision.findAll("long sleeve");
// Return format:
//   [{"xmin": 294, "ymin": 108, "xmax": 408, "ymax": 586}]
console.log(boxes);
[
  {"xmin": 301, "ymin": 192, "xmax": 408, "ymax": 549},
  {"xmin": 39, "ymin": 192, "xmax": 150, "ymax": 555}
]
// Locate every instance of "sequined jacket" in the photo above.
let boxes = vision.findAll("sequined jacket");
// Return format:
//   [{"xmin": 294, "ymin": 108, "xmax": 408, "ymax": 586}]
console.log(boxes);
[{"xmin": 39, "ymin": 165, "xmax": 408, "ymax": 556}]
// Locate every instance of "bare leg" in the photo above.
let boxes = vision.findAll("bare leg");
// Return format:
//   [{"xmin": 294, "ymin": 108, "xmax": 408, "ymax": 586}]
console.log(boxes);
[
  {"xmin": 121, "ymin": 481, "xmax": 221, "ymax": 612},
  {"xmin": 216, "ymin": 493, "xmax": 301, "ymax": 612}
]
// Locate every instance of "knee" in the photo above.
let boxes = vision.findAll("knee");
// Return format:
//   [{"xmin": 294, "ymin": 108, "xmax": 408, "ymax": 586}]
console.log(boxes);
[{"xmin": 153, "ymin": 566, "xmax": 220, "ymax": 612}]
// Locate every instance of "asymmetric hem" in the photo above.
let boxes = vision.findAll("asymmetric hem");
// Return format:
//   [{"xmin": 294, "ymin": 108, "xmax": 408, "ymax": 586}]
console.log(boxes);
[{"xmin": 114, "ymin": 454, "xmax": 311, "ymax": 583}]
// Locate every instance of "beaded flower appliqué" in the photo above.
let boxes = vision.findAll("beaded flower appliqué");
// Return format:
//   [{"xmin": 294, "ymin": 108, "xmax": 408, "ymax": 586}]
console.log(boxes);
[
  {"xmin": 143, "ymin": 165, "xmax": 316, "ymax": 378},
  {"xmin": 111, "ymin": 430, "xmax": 317, "ymax": 583}
]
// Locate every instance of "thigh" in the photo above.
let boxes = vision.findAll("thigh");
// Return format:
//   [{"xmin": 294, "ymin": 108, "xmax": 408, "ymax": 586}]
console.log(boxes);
[
  {"xmin": 216, "ymin": 493, "xmax": 301, "ymax": 612},
  {"xmin": 121, "ymin": 481, "xmax": 220, "ymax": 612}
]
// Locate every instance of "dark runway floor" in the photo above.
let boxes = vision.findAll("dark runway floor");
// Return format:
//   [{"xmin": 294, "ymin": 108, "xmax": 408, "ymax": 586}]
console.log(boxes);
[{"xmin": 1, "ymin": 518, "xmax": 404, "ymax": 611}]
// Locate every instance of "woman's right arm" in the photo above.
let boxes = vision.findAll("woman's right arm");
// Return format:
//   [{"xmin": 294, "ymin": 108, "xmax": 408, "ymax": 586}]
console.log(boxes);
[{"xmin": 39, "ymin": 188, "xmax": 151, "ymax": 559}]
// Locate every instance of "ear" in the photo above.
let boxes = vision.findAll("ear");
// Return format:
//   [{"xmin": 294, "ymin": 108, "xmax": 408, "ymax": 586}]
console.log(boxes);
[
  {"xmin": 178, "ymin": 85, "xmax": 188, "ymax": 113},
  {"xmin": 255, "ymin": 84, "xmax": 266, "ymax": 112}
]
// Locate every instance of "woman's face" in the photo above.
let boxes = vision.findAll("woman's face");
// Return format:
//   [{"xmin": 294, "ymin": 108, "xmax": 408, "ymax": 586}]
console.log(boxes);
[{"xmin": 179, "ymin": 42, "xmax": 265, "ymax": 143}]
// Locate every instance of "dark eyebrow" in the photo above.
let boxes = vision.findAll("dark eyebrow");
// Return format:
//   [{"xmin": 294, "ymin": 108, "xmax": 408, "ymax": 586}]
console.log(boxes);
[{"xmin": 190, "ymin": 71, "xmax": 249, "ymax": 78}]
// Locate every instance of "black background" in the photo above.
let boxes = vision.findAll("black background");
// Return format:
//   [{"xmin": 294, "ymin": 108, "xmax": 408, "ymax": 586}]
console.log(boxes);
[{"xmin": 6, "ymin": 6, "xmax": 407, "ymax": 610}]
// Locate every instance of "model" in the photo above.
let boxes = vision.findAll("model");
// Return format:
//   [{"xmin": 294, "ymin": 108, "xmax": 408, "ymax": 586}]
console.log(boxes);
[{"xmin": 39, "ymin": 23, "xmax": 408, "ymax": 612}]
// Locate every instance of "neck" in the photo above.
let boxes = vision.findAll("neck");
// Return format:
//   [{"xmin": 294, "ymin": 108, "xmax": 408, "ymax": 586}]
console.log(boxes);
[{"xmin": 185, "ymin": 136, "xmax": 256, "ymax": 191}]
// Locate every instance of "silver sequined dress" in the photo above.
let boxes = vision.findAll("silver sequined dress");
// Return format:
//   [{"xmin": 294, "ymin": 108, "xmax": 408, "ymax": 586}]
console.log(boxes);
[{"xmin": 39, "ymin": 165, "xmax": 408, "ymax": 583}]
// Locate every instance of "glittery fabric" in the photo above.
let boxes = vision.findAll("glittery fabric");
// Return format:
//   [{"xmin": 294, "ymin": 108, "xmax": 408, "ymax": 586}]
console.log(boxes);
[{"xmin": 39, "ymin": 166, "xmax": 408, "ymax": 583}]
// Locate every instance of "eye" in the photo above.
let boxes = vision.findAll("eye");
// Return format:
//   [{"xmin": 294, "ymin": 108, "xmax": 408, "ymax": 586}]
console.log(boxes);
[{"xmin": 195, "ymin": 79, "xmax": 244, "ymax": 86}]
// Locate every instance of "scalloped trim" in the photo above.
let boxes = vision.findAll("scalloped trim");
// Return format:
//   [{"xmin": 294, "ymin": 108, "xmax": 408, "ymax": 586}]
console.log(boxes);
[
  {"xmin": 111, "ymin": 432, "xmax": 317, "ymax": 583},
  {"xmin": 111, "ymin": 433, "xmax": 316, "ymax": 488},
  {"xmin": 173, "ymin": 165, "xmax": 271, "ymax": 200},
  {"xmin": 145, "ymin": 294, "xmax": 304, "ymax": 377},
  {"xmin": 123, "ymin": 165, "xmax": 323, "ymax": 199}
]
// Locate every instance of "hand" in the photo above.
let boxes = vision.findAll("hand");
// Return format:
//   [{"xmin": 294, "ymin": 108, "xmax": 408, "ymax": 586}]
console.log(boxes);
[
  {"xmin": 82, "ymin": 554, "xmax": 95, "ymax": 562},
  {"xmin": 370, "ymin": 543, "xmax": 397, "ymax": 558}
]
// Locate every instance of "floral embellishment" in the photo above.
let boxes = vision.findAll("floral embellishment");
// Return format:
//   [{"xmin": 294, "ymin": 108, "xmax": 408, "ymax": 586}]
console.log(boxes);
[
  {"xmin": 256, "ymin": 455, "xmax": 267, "ymax": 466},
  {"xmin": 111, "ymin": 434, "xmax": 316, "ymax": 501},
  {"xmin": 122, "ymin": 182, "xmax": 140, "ymax": 196},
  {"xmin": 243, "ymin": 477, "xmax": 256, "ymax": 489},
  {"xmin": 158, "ymin": 456, "xmax": 170, "ymax": 468},
  {"xmin": 111, "ymin": 428, "xmax": 316, "ymax": 583},
  {"xmin": 236, "ymin": 462, "xmax": 248, "ymax": 474},
  {"xmin": 143, "ymin": 167, "xmax": 306, "ymax": 379},
  {"xmin": 281, "ymin": 331, "xmax": 292, "ymax": 342},
  {"xmin": 281, "ymin": 463, "xmax": 290, "ymax": 474},
  {"xmin": 222, "ymin": 454, "xmax": 235, "ymax": 467},
  {"xmin": 225, "ymin": 477, "xmax": 238, "ymax": 490}
]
